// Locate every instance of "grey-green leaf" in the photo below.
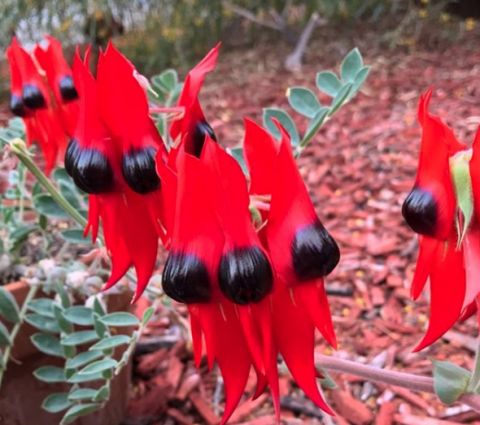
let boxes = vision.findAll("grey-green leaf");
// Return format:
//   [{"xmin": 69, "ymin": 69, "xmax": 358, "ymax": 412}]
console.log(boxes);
[
  {"xmin": 263, "ymin": 108, "xmax": 300, "ymax": 146},
  {"xmin": 0, "ymin": 322, "xmax": 11, "ymax": 347},
  {"xmin": 67, "ymin": 370, "xmax": 104, "ymax": 384},
  {"xmin": 61, "ymin": 330, "xmax": 99, "ymax": 346},
  {"xmin": 287, "ymin": 87, "xmax": 322, "ymax": 118},
  {"xmin": 94, "ymin": 384, "xmax": 110, "ymax": 402},
  {"xmin": 0, "ymin": 287, "xmax": 20, "ymax": 323},
  {"xmin": 31, "ymin": 333, "xmax": 64, "ymax": 357},
  {"xmin": 433, "ymin": 360, "xmax": 471, "ymax": 405},
  {"xmin": 79, "ymin": 358, "xmax": 118, "ymax": 375},
  {"xmin": 350, "ymin": 66, "xmax": 370, "ymax": 97},
  {"xmin": 28, "ymin": 298, "xmax": 55, "ymax": 318},
  {"xmin": 89, "ymin": 335, "xmax": 131, "ymax": 351},
  {"xmin": 68, "ymin": 388, "xmax": 98, "ymax": 401},
  {"xmin": 66, "ymin": 350, "xmax": 104, "ymax": 369},
  {"xmin": 33, "ymin": 366, "xmax": 66, "ymax": 383},
  {"xmin": 61, "ymin": 403, "xmax": 102, "ymax": 424},
  {"xmin": 25, "ymin": 314, "xmax": 60, "ymax": 333},
  {"xmin": 33, "ymin": 194, "xmax": 69, "ymax": 218},
  {"xmin": 316, "ymin": 71, "xmax": 342, "ymax": 97},
  {"xmin": 54, "ymin": 305, "xmax": 73, "ymax": 334},
  {"xmin": 93, "ymin": 298, "xmax": 106, "ymax": 317},
  {"xmin": 42, "ymin": 393, "xmax": 72, "ymax": 413},
  {"xmin": 341, "ymin": 47, "xmax": 363, "ymax": 83},
  {"xmin": 63, "ymin": 306, "xmax": 94, "ymax": 326},
  {"xmin": 142, "ymin": 307, "xmax": 155, "ymax": 326},
  {"xmin": 101, "ymin": 312, "xmax": 139, "ymax": 327}
]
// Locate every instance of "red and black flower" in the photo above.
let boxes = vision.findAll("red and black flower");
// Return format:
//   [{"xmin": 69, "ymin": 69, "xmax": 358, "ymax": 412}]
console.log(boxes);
[
  {"xmin": 6, "ymin": 36, "xmax": 77, "ymax": 173},
  {"xmin": 401, "ymin": 89, "xmax": 480, "ymax": 351}
]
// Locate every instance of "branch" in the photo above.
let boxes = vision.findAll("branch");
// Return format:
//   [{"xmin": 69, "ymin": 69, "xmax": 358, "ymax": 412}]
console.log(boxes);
[
  {"xmin": 222, "ymin": 1, "xmax": 283, "ymax": 31},
  {"xmin": 316, "ymin": 354, "xmax": 480, "ymax": 413},
  {"xmin": 284, "ymin": 12, "xmax": 324, "ymax": 72}
]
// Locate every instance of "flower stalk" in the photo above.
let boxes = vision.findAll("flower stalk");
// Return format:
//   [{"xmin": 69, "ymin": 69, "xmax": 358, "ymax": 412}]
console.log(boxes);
[
  {"xmin": 10, "ymin": 138, "xmax": 87, "ymax": 228},
  {"xmin": 316, "ymin": 354, "xmax": 480, "ymax": 413}
]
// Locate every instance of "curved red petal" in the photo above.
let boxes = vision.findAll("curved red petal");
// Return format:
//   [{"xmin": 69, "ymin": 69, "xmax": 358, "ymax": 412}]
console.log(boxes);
[
  {"xmin": 414, "ymin": 91, "xmax": 462, "ymax": 239},
  {"xmin": 414, "ymin": 240, "xmax": 466, "ymax": 351},
  {"xmin": 272, "ymin": 283, "xmax": 334, "ymax": 414},
  {"xmin": 170, "ymin": 43, "xmax": 220, "ymax": 142},
  {"xmin": 411, "ymin": 236, "xmax": 440, "ymax": 300},
  {"xmin": 293, "ymin": 281, "xmax": 337, "ymax": 348}
]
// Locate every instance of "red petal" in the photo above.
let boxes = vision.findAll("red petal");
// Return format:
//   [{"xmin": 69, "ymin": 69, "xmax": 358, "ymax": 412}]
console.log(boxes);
[
  {"xmin": 170, "ymin": 44, "xmax": 220, "ymax": 143},
  {"xmin": 414, "ymin": 240, "xmax": 466, "ymax": 351},
  {"xmin": 411, "ymin": 236, "xmax": 440, "ymax": 300},
  {"xmin": 243, "ymin": 117, "xmax": 278, "ymax": 196},
  {"xmin": 272, "ymin": 282, "xmax": 334, "ymax": 414},
  {"xmin": 97, "ymin": 43, "xmax": 166, "ymax": 156},
  {"xmin": 415, "ymin": 90, "xmax": 463, "ymax": 239},
  {"xmin": 294, "ymin": 281, "xmax": 337, "ymax": 348}
]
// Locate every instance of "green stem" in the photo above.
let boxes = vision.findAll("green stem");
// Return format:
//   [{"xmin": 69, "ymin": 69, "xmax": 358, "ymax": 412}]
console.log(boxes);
[
  {"xmin": 10, "ymin": 139, "xmax": 87, "ymax": 227},
  {"xmin": 0, "ymin": 284, "xmax": 39, "ymax": 387},
  {"xmin": 469, "ymin": 336, "xmax": 480, "ymax": 392}
]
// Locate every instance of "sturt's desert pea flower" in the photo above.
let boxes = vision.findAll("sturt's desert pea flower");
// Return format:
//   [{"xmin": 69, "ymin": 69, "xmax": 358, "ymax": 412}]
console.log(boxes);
[
  {"xmin": 159, "ymin": 145, "xmax": 256, "ymax": 424},
  {"xmin": 34, "ymin": 35, "xmax": 79, "ymax": 136},
  {"xmin": 169, "ymin": 43, "xmax": 220, "ymax": 157},
  {"xmin": 6, "ymin": 36, "xmax": 76, "ymax": 173},
  {"xmin": 67, "ymin": 45, "xmax": 165, "ymax": 302},
  {"xmin": 402, "ymin": 89, "xmax": 480, "ymax": 351},
  {"xmin": 244, "ymin": 118, "xmax": 339, "ymax": 414}
]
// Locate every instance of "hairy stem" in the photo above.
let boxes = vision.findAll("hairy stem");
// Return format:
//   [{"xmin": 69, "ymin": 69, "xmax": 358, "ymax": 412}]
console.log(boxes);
[
  {"xmin": 0, "ymin": 284, "xmax": 40, "ymax": 387},
  {"xmin": 10, "ymin": 139, "xmax": 87, "ymax": 227},
  {"xmin": 316, "ymin": 354, "xmax": 480, "ymax": 413}
]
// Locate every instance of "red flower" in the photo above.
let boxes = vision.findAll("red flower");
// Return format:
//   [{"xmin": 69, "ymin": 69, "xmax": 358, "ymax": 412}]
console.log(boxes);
[
  {"xmin": 244, "ymin": 118, "xmax": 338, "ymax": 414},
  {"xmin": 169, "ymin": 44, "xmax": 220, "ymax": 157},
  {"xmin": 34, "ymin": 35, "xmax": 79, "ymax": 136},
  {"xmin": 6, "ymin": 37, "xmax": 76, "ymax": 173},
  {"xmin": 68, "ymin": 44, "xmax": 165, "ymax": 302},
  {"xmin": 402, "ymin": 90, "xmax": 473, "ymax": 351},
  {"xmin": 158, "ymin": 145, "xmax": 256, "ymax": 424}
]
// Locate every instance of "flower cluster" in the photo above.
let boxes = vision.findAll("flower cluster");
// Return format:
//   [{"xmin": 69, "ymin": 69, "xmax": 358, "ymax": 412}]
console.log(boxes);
[
  {"xmin": 7, "ymin": 39, "xmax": 340, "ymax": 422},
  {"xmin": 6, "ymin": 36, "xmax": 78, "ymax": 173},
  {"xmin": 403, "ymin": 89, "xmax": 480, "ymax": 351}
]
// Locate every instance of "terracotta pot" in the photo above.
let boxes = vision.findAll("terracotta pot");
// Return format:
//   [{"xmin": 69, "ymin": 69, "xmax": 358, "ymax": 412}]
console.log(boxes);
[{"xmin": 0, "ymin": 280, "xmax": 133, "ymax": 425}]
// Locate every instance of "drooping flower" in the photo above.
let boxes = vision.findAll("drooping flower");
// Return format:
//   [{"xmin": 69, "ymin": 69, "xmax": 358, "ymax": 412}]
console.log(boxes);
[
  {"xmin": 244, "ymin": 118, "xmax": 338, "ymax": 414},
  {"xmin": 68, "ymin": 44, "xmax": 166, "ymax": 302},
  {"xmin": 34, "ymin": 35, "xmax": 79, "ymax": 136},
  {"xmin": 6, "ymin": 37, "xmax": 75, "ymax": 173},
  {"xmin": 401, "ymin": 89, "xmax": 480, "ymax": 351},
  {"xmin": 158, "ymin": 145, "xmax": 255, "ymax": 424}
]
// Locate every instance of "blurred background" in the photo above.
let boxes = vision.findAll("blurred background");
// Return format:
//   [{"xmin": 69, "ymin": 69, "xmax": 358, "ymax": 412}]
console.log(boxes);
[{"xmin": 1, "ymin": 0, "xmax": 479, "ymax": 76}]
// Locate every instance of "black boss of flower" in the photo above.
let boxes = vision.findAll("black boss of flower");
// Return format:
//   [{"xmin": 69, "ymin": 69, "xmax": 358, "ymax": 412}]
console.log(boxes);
[
  {"xmin": 9, "ymin": 94, "xmax": 26, "ymax": 117},
  {"xmin": 162, "ymin": 252, "xmax": 212, "ymax": 303},
  {"xmin": 218, "ymin": 246, "xmax": 273, "ymax": 305},
  {"xmin": 292, "ymin": 221, "xmax": 340, "ymax": 281},
  {"xmin": 59, "ymin": 75, "xmax": 79, "ymax": 102},
  {"xmin": 22, "ymin": 84, "xmax": 46, "ymax": 109},
  {"xmin": 192, "ymin": 121, "xmax": 217, "ymax": 157},
  {"xmin": 65, "ymin": 139, "xmax": 114, "ymax": 194},
  {"xmin": 402, "ymin": 187, "xmax": 437, "ymax": 236},
  {"xmin": 122, "ymin": 146, "xmax": 160, "ymax": 194}
]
